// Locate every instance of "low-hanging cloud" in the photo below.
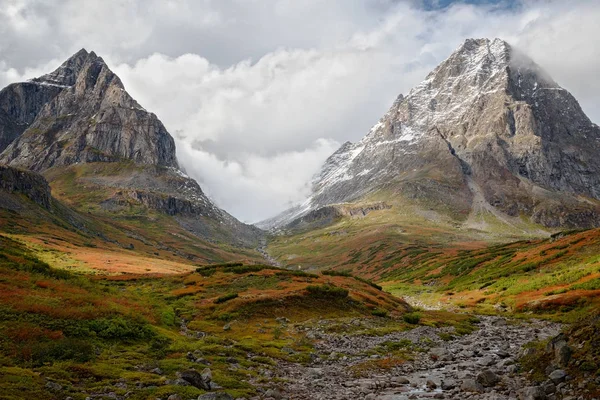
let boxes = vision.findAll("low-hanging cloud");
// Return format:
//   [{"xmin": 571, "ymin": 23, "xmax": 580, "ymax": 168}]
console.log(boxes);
[{"xmin": 1, "ymin": 0, "xmax": 599, "ymax": 222}]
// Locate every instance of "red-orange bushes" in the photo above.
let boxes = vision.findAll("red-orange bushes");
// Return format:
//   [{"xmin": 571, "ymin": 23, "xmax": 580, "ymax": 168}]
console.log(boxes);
[{"xmin": 3, "ymin": 323, "xmax": 64, "ymax": 343}]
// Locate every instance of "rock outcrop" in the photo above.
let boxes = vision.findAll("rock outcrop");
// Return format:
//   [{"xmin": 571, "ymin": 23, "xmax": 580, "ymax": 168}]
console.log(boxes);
[
  {"xmin": 266, "ymin": 38, "xmax": 600, "ymax": 230},
  {"xmin": 0, "ymin": 165, "xmax": 51, "ymax": 209}
]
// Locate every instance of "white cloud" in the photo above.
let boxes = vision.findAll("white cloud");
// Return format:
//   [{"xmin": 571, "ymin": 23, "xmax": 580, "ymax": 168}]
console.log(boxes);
[
  {"xmin": 176, "ymin": 138, "xmax": 340, "ymax": 222},
  {"xmin": 1, "ymin": 0, "xmax": 599, "ymax": 222}
]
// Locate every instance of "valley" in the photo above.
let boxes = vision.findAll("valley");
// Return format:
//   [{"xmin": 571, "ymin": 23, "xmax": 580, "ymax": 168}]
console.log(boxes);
[{"xmin": 1, "ymin": 36, "xmax": 600, "ymax": 400}]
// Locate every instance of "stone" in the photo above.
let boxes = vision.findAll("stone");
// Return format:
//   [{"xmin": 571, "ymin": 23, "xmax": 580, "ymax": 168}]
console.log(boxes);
[
  {"xmin": 430, "ymin": 347, "xmax": 452, "ymax": 361},
  {"xmin": 477, "ymin": 369, "xmax": 500, "ymax": 387},
  {"xmin": 167, "ymin": 395, "xmax": 182, "ymax": 400},
  {"xmin": 518, "ymin": 386, "xmax": 546, "ymax": 400},
  {"xmin": 548, "ymin": 370, "xmax": 567, "ymax": 384},
  {"xmin": 264, "ymin": 388, "xmax": 283, "ymax": 400},
  {"xmin": 197, "ymin": 393, "xmax": 234, "ymax": 400},
  {"xmin": 542, "ymin": 381, "xmax": 556, "ymax": 394},
  {"xmin": 461, "ymin": 379, "xmax": 484, "ymax": 393},
  {"xmin": 45, "ymin": 381, "xmax": 62, "ymax": 391},
  {"xmin": 441, "ymin": 379, "xmax": 457, "ymax": 390},
  {"xmin": 478, "ymin": 356, "xmax": 495, "ymax": 366},
  {"xmin": 180, "ymin": 369, "xmax": 210, "ymax": 390},
  {"xmin": 393, "ymin": 377, "xmax": 411, "ymax": 385},
  {"xmin": 426, "ymin": 380, "xmax": 437, "ymax": 389}
]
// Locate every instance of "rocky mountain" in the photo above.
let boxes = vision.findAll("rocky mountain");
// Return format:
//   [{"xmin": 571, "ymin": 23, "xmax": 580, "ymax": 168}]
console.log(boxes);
[
  {"xmin": 0, "ymin": 49, "xmax": 261, "ymax": 247},
  {"xmin": 263, "ymin": 38, "xmax": 600, "ymax": 230},
  {"xmin": 0, "ymin": 49, "xmax": 177, "ymax": 169}
]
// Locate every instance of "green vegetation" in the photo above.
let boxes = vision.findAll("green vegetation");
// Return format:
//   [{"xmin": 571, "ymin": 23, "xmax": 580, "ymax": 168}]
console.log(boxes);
[
  {"xmin": 306, "ymin": 284, "xmax": 349, "ymax": 298},
  {"xmin": 0, "ymin": 235, "xmax": 416, "ymax": 399},
  {"xmin": 402, "ymin": 312, "xmax": 421, "ymax": 325},
  {"xmin": 214, "ymin": 293, "xmax": 239, "ymax": 304}
]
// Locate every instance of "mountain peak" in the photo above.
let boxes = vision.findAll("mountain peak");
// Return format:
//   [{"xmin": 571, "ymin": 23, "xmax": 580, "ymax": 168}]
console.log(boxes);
[
  {"xmin": 265, "ymin": 38, "xmax": 600, "ymax": 230},
  {"xmin": 31, "ymin": 48, "xmax": 107, "ymax": 88},
  {"xmin": 0, "ymin": 49, "xmax": 179, "ymax": 170}
]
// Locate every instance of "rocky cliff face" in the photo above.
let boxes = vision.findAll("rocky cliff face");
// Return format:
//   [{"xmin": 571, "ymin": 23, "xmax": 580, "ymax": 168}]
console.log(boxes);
[
  {"xmin": 266, "ymin": 38, "xmax": 600, "ymax": 230},
  {"xmin": 0, "ymin": 165, "xmax": 51, "ymax": 209},
  {"xmin": 0, "ymin": 49, "xmax": 177, "ymax": 170}
]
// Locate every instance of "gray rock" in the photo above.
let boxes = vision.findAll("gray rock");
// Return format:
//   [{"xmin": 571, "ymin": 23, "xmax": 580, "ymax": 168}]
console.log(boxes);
[
  {"xmin": 430, "ymin": 347, "xmax": 452, "ymax": 361},
  {"xmin": 548, "ymin": 369, "xmax": 566, "ymax": 384},
  {"xmin": 197, "ymin": 393, "xmax": 234, "ymax": 400},
  {"xmin": 426, "ymin": 380, "xmax": 437, "ymax": 389},
  {"xmin": 518, "ymin": 386, "xmax": 546, "ymax": 400},
  {"xmin": 179, "ymin": 369, "xmax": 210, "ymax": 390},
  {"xmin": 478, "ymin": 356, "xmax": 495, "ymax": 366},
  {"xmin": 542, "ymin": 381, "xmax": 556, "ymax": 394},
  {"xmin": 393, "ymin": 377, "xmax": 411, "ymax": 385},
  {"xmin": 44, "ymin": 381, "xmax": 63, "ymax": 391},
  {"xmin": 441, "ymin": 379, "xmax": 457, "ymax": 390},
  {"xmin": 461, "ymin": 379, "xmax": 484, "ymax": 393},
  {"xmin": 264, "ymin": 388, "xmax": 283, "ymax": 400},
  {"xmin": 477, "ymin": 369, "xmax": 500, "ymax": 387}
]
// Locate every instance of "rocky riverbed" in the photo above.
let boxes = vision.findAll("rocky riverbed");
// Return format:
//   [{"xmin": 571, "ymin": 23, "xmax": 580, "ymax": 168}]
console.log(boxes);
[{"xmin": 261, "ymin": 316, "xmax": 573, "ymax": 400}]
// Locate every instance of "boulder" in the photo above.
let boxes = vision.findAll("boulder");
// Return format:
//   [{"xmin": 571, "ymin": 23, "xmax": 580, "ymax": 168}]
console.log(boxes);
[
  {"xmin": 518, "ymin": 386, "xmax": 546, "ymax": 400},
  {"xmin": 548, "ymin": 369, "xmax": 566, "ymax": 384},
  {"xmin": 461, "ymin": 379, "xmax": 484, "ymax": 393},
  {"xmin": 477, "ymin": 369, "xmax": 500, "ymax": 387},
  {"xmin": 197, "ymin": 393, "xmax": 234, "ymax": 400},
  {"xmin": 180, "ymin": 369, "xmax": 211, "ymax": 390}
]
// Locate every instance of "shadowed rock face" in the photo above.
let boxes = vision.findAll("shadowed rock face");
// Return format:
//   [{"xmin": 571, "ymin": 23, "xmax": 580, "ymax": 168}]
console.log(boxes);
[
  {"xmin": 0, "ymin": 165, "xmax": 51, "ymax": 209},
  {"xmin": 265, "ymin": 38, "xmax": 600, "ymax": 230},
  {"xmin": 0, "ymin": 49, "xmax": 178, "ymax": 170}
]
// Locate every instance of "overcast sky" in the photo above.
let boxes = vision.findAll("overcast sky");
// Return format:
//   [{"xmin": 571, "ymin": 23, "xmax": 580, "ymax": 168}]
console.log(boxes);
[{"xmin": 1, "ymin": 0, "xmax": 599, "ymax": 222}]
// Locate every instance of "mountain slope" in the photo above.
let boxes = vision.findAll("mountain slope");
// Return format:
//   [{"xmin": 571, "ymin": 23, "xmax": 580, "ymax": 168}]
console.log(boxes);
[
  {"xmin": 0, "ymin": 49, "xmax": 262, "ymax": 248},
  {"xmin": 0, "ymin": 164, "xmax": 262, "ymax": 272},
  {"xmin": 264, "ymin": 38, "xmax": 600, "ymax": 232}
]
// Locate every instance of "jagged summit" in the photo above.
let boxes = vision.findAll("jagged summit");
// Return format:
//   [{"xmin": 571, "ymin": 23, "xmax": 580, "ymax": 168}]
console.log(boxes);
[
  {"xmin": 0, "ymin": 48, "xmax": 177, "ymax": 170},
  {"xmin": 262, "ymin": 38, "xmax": 600, "ymax": 230},
  {"xmin": 31, "ymin": 48, "xmax": 100, "ymax": 88}
]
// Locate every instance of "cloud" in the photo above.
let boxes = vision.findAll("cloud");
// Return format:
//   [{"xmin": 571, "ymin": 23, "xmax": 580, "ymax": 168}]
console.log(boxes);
[
  {"xmin": 176, "ymin": 138, "xmax": 340, "ymax": 221},
  {"xmin": 0, "ymin": 0, "xmax": 599, "ymax": 222}
]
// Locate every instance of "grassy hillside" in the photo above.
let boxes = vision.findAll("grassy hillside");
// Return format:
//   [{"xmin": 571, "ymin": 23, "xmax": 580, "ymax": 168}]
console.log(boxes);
[
  {"xmin": 267, "ymin": 190, "xmax": 551, "ymax": 274},
  {"xmin": 0, "ymin": 167, "xmax": 263, "ymax": 274},
  {"xmin": 0, "ymin": 235, "xmax": 423, "ymax": 400},
  {"xmin": 379, "ymin": 229, "xmax": 600, "ymax": 320}
]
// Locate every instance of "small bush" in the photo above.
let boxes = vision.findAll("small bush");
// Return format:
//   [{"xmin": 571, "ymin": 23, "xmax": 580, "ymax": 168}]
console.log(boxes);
[
  {"xmin": 371, "ymin": 309, "xmax": 388, "ymax": 318},
  {"xmin": 322, "ymin": 269, "xmax": 382, "ymax": 290},
  {"xmin": 355, "ymin": 276, "xmax": 383, "ymax": 291},
  {"xmin": 29, "ymin": 338, "xmax": 94, "ymax": 365},
  {"xmin": 402, "ymin": 312, "xmax": 421, "ymax": 325},
  {"xmin": 214, "ymin": 293, "xmax": 239, "ymax": 304},
  {"xmin": 322, "ymin": 270, "xmax": 352, "ymax": 277},
  {"xmin": 88, "ymin": 317, "xmax": 154, "ymax": 340},
  {"xmin": 276, "ymin": 270, "xmax": 318, "ymax": 278},
  {"xmin": 306, "ymin": 284, "xmax": 349, "ymax": 298},
  {"xmin": 196, "ymin": 267, "xmax": 217, "ymax": 277},
  {"xmin": 230, "ymin": 265, "xmax": 268, "ymax": 274}
]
